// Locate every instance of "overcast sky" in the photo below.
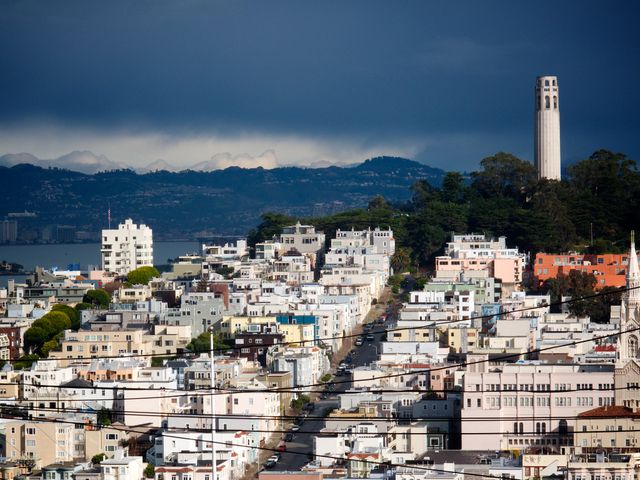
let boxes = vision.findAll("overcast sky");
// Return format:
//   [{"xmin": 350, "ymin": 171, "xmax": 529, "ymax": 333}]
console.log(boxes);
[{"xmin": 1, "ymin": 1, "xmax": 639, "ymax": 171}]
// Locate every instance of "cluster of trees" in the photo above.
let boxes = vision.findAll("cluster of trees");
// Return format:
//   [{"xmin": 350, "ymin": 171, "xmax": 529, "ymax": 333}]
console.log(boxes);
[
  {"xmin": 83, "ymin": 289, "xmax": 110, "ymax": 308},
  {"xmin": 23, "ymin": 306, "xmax": 80, "ymax": 356},
  {"xmin": 127, "ymin": 266, "xmax": 160, "ymax": 285},
  {"xmin": 247, "ymin": 150, "xmax": 638, "ymax": 320},
  {"xmin": 186, "ymin": 331, "xmax": 234, "ymax": 354},
  {"xmin": 542, "ymin": 270, "xmax": 623, "ymax": 323}
]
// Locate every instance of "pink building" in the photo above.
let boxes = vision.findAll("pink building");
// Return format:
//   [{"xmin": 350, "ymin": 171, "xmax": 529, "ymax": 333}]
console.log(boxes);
[{"xmin": 435, "ymin": 234, "xmax": 525, "ymax": 287}]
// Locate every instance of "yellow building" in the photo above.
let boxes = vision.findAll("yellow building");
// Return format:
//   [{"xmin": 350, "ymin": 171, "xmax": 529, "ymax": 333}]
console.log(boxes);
[
  {"xmin": 446, "ymin": 326, "xmax": 478, "ymax": 353},
  {"xmin": 218, "ymin": 316, "xmax": 276, "ymax": 339},
  {"xmin": 49, "ymin": 329, "xmax": 153, "ymax": 367}
]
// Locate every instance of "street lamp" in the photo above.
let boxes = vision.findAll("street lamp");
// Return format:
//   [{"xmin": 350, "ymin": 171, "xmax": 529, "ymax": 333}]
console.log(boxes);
[{"xmin": 209, "ymin": 328, "xmax": 217, "ymax": 480}]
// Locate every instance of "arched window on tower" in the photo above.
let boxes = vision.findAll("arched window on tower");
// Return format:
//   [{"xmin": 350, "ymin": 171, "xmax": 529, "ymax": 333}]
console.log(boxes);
[
  {"xmin": 552, "ymin": 79, "xmax": 556, "ymax": 86},
  {"xmin": 628, "ymin": 336, "xmax": 639, "ymax": 358},
  {"xmin": 537, "ymin": 95, "xmax": 541, "ymax": 111},
  {"xmin": 545, "ymin": 96, "xmax": 550, "ymax": 109},
  {"xmin": 553, "ymin": 96, "xmax": 558, "ymax": 109},
  {"xmin": 545, "ymin": 79, "xmax": 549, "ymax": 86}
]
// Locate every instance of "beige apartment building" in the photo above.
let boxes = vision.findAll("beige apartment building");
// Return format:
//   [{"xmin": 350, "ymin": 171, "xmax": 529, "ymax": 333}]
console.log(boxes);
[
  {"xmin": 3, "ymin": 420, "xmax": 131, "ymax": 469},
  {"xmin": 49, "ymin": 329, "xmax": 153, "ymax": 367},
  {"xmin": 574, "ymin": 405, "xmax": 640, "ymax": 451}
]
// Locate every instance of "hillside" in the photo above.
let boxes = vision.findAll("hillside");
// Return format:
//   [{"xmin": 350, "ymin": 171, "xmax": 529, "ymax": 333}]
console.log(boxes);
[{"xmin": 0, "ymin": 156, "xmax": 446, "ymax": 240}]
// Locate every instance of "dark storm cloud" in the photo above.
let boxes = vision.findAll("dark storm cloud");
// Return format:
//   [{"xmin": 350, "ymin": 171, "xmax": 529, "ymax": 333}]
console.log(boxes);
[{"xmin": 0, "ymin": 0, "xmax": 639, "ymax": 169}]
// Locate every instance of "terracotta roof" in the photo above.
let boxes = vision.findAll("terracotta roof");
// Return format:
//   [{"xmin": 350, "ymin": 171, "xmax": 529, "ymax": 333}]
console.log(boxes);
[
  {"xmin": 578, "ymin": 405, "xmax": 640, "ymax": 418},
  {"xmin": 594, "ymin": 345, "xmax": 616, "ymax": 352},
  {"xmin": 346, "ymin": 453, "xmax": 380, "ymax": 459},
  {"xmin": 155, "ymin": 468, "xmax": 194, "ymax": 474}
]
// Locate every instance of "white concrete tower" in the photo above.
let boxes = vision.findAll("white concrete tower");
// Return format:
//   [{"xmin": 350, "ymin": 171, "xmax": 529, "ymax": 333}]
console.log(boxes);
[
  {"xmin": 534, "ymin": 75, "xmax": 561, "ymax": 180},
  {"xmin": 618, "ymin": 231, "xmax": 640, "ymax": 364}
]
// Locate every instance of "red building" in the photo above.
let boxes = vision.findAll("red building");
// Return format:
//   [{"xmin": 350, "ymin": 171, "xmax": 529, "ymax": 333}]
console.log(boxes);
[{"xmin": 533, "ymin": 252, "xmax": 636, "ymax": 289}]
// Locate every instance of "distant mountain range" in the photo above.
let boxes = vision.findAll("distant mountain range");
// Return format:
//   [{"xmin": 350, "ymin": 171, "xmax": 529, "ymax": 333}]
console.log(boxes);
[
  {"xmin": 0, "ymin": 156, "xmax": 447, "ymax": 240},
  {"xmin": 1, "ymin": 149, "xmax": 316, "ymax": 175}
]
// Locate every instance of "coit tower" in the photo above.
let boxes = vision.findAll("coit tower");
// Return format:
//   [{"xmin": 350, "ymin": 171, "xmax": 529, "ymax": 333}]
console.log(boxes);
[{"xmin": 534, "ymin": 75, "xmax": 561, "ymax": 180}]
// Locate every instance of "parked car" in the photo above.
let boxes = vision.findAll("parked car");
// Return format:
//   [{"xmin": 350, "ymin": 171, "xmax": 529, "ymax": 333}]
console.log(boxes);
[
  {"xmin": 355, "ymin": 337, "xmax": 364, "ymax": 346},
  {"xmin": 285, "ymin": 433, "xmax": 294, "ymax": 442},
  {"xmin": 277, "ymin": 443, "xmax": 287, "ymax": 452},
  {"xmin": 366, "ymin": 333, "xmax": 374, "ymax": 341},
  {"xmin": 291, "ymin": 425, "xmax": 301, "ymax": 433},
  {"xmin": 268, "ymin": 454, "xmax": 280, "ymax": 463},
  {"xmin": 265, "ymin": 460, "xmax": 276, "ymax": 468}
]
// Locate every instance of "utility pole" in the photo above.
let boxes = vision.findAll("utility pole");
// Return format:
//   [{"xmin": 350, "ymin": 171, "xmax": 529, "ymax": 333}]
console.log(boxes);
[{"xmin": 209, "ymin": 330, "xmax": 217, "ymax": 480}]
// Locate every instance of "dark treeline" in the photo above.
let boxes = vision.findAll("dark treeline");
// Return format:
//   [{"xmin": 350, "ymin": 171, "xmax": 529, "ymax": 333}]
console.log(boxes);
[{"xmin": 248, "ymin": 150, "xmax": 640, "ymax": 272}]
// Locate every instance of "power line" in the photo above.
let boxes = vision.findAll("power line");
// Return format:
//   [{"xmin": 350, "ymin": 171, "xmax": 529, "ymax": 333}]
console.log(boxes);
[
  {"xmin": 0, "ymin": 412, "xmax": 559, "ymax": 480},
  {"xmin": 2, "ymin": 402, "xmax": 632, "ymax": 425},
  {"xmin": 13, "ymin": 283, "xmax": 634, "ymax": 365},
  {"xmin": 7, "ymin": 324, "xmax": 637, "ymax": 399},
  {"xmin": 1, "ymin": 379, "xmax": 630, "ymax": 398}
]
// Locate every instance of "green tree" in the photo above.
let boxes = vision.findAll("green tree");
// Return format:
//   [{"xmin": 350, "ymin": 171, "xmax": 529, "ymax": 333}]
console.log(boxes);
[
  {"xmin": 291, "ymin": 394, "xmax": 310, "ymax": 410},
  {"xmin": 31, "ymin": 318, "xmax": 56, "ymax": 338},
  {"xmin": 410, "ymin": 179, "xmax": 439, "ymax": 209},
  {"xmin": 544, "ymin": 270, "xmax": 597, "ymax": 317},
  {"xmin": 24, "ymin": 327, "xmax": 48, "ymax": 354},
  {"xmin": 52, "ymin": 304, "xmax": 81, "ymax": 330},
  {"xmin": 186, "ymin": 332, "xmax": 233, "ymax": 354},
  {"xmin": 246, "ymin": 212, "xmax": 296, "ymax": 249},
  {"xmin": 91, "ymin": 453, "xmax": 106, "ymax": 465},
  {"xmin": 391, "ymin": 247, "xmax": 412, "ymax": 274},
  {"xmin": 97, "ymin": 407, "xmax": 113, "ymax": 426},
  {"xmin": 566, "ymin": 150, "xmax": 640, "ymax": 244},
  {"xmin": 43, "ymin": 311, "xmax": 72, "ymax": 332},
  {"xmin": 127, "ymin": 266, "xmax": 160, "ymax": 285},
  {"xmin": 441, "ymin": 172, "xmax": 467, "ymax": 204},
  {"xmin": 471, "ymin": 152, "xmax": 537, "ymax": 201},
  {"xmin": 41, "ymin": 336, "xmax": 62, "ymax": 357},
  {"xmin": 144, "ymin": 464, "xmax": 155, "ymax": 479},
  {"xmin": 83, "ymin": 289, "xmax": 111, "ymax": 307},
  {"xmin": 368, "ymin": 195, "xmax": 389, "ymax": 210},
  {"xmin": 14, "ymin": 354, "xmax": 39, "ymax": 370}
]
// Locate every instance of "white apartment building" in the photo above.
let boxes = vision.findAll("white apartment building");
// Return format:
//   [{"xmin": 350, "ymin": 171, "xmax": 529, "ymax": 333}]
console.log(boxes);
[
  {"xmin": 202, "ymin": 239, "xmax": 248, "ymax": 260},
  {"xmin": 332, "ymin": 227, "xmax": 395, "ymax": 256},
  {"xmin": 461, "ymin": 360, "xmax": 615, "ymax": 452},
  {"xmin": 101, "ymin": 219, "xmax": 153, "ymax": 276}
]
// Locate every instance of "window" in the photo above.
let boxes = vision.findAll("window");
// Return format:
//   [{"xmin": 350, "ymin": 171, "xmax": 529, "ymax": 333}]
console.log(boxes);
[{"xmin": 545, "ymin": 96, "xmax": 550, "ymax": 109}]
